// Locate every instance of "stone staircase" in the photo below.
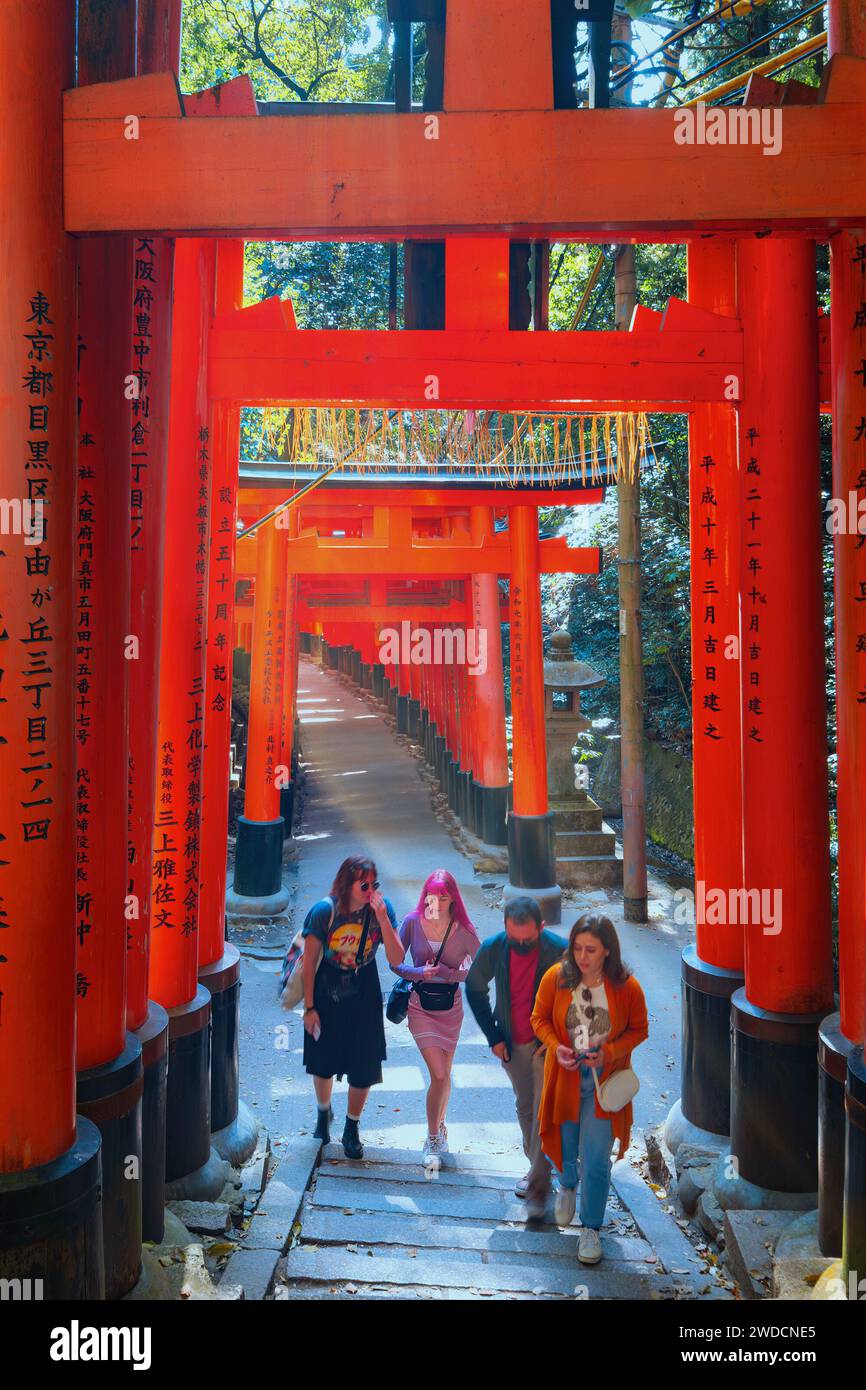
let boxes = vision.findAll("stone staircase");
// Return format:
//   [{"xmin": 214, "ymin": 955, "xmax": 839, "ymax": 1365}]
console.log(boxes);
[
  {"xmin": 552, "ymin": 797, "xmax": 623, "ymax": 889},
  {"xmin": 274, "ymin": 1143, "xmax": 674, "ymax": 1301}
]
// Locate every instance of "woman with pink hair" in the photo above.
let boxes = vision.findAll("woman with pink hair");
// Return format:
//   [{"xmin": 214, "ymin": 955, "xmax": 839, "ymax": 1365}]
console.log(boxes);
[{"xmin": 392, "ymin": 869, "xmax": 480, "ymax": 1168}]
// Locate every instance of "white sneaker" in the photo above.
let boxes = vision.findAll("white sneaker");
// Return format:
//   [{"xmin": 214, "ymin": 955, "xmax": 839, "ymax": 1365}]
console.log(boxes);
[
  {"xmin": 555, "ymin": 1186, "xmax": 577, "ymax": 1227},
  {"xmin": 437, "ymin": 1121, "xmax": 449, "ymax": 1154},
  {"xmin": 578, "ymin": 1227, "xmax": 603, "ymax": 1264},
  {"xmin": 514, "ymin": 1173, "xmax": 531, "ymax": 1199},
  {"xmin": 422, "ymin": 1134, "xmax": 441, "ymax": 1169}
]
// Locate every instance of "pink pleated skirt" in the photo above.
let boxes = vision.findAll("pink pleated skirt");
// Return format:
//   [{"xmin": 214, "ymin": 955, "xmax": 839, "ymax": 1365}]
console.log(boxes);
[{"xmin": 407, "ymin": 989, "xmax": 464, "ymax": 1053}]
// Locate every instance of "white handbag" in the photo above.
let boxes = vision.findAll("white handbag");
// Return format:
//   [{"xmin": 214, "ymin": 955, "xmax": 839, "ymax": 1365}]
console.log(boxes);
[{"xmin": 592, "ymin": 1062, "xmax": 639, "ymax": 1113}]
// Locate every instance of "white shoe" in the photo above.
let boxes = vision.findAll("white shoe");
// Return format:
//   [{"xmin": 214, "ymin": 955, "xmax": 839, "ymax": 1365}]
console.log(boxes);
[
  {"xmin": 422, "ymin": 1134, "xmax": 441, "ymax": 1169},
  {"xmin": 514, "ymin": 1173, "xmax": 531, "ymax": 1199},
  {"xmin": 555, "ymin": 1186, "xmax": 577, "ymax": 1227},
  {"xmin": 578, "ymin": 1227, "xmax": 603, "ymax": 1264},
  {"xmin": 437, "ymin": 1122, "xmax": 449, "ymax": 1154}
]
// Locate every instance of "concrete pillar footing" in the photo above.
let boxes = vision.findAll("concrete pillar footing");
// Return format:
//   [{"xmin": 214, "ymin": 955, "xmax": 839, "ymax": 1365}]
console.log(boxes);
[{"xmin": 212, "ymin": 1098, "xmax": 260, "ymax": 1168}]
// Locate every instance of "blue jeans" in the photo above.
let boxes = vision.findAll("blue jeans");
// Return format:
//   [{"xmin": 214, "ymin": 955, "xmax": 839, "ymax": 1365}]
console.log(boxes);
[{"xmin": 554, "ymin": 1066, "xmax": 613, "ymax": 1229}]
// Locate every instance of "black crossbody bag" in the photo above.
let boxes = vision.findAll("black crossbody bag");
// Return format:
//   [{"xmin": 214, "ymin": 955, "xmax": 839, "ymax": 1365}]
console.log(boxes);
[
  {"xmin": 319, "ymin": 907, "xmax": 373, "ymax": 1005},
  {"xmin": 414, "ymin": 921, "xmax": 458, "ymax": 1012}
]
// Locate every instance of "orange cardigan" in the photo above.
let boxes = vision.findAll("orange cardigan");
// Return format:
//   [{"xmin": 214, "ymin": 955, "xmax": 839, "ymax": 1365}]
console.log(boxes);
[{"xmin": 530, "ymin": 963, "xmax": 649, "ymax": 1173}]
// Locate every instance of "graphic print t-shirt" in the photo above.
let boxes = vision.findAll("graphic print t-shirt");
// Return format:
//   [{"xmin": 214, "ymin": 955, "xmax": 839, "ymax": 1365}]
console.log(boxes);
[
  {"xmin": 565, "ymin": 982, "xmax": 610, "ymax": 1051},
  {"xmin": 303, "ymin": 896, "xmax": 397, "ymax": 972}
]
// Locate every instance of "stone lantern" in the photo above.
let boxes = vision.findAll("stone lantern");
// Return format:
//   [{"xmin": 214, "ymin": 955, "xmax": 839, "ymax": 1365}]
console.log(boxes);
[
  {"xmin": 543, "ymin": 630, "xmax": 604, "ymax": 801},
  {"xmin": 543, "ymin": 629, "xmax": 622, "ymax": 887}
]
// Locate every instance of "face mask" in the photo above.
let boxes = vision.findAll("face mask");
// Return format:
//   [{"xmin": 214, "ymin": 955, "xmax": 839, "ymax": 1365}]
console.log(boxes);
[{"xmin": 509, "ymin": 938, "xmax": 538, "ymax": 955}]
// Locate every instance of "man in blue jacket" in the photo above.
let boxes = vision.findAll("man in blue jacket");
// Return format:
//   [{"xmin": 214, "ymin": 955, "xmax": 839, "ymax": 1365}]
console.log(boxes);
[{"xmin": 465, "ymin": 897, "xmax": 566, "ymax": 1223}]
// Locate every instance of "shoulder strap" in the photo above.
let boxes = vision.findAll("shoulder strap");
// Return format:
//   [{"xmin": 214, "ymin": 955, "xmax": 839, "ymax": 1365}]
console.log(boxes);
[
  {"xmin": 433, "ymin": 919, "xmax": 454, "ymax": 966},
  {"xmin": 354, "ymin": 903, "xmax": 373, "ymax": 969}
]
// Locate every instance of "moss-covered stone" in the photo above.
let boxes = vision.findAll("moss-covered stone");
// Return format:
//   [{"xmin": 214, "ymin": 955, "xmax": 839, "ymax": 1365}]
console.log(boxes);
[{"xmin": 591, "ymin": 735, "xmax": 694, "ymax": 862}]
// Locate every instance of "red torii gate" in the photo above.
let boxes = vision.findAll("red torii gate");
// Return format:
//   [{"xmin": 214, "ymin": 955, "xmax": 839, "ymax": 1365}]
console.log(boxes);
[{"xmin": 2, "ymin": 0, "xmax": 866, "ymax": 1301}]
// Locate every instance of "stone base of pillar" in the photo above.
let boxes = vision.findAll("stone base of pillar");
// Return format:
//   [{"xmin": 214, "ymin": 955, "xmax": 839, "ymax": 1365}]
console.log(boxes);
[
  {"xmin": 212, "ymin": 1097, "xmax": 260, "ymax": 1169},
  {"xmin": 419, "ymin": 708, "xmax": 429, "ymax": 751},
  {"xmin": 388, "ymin": 685, "xmax": 398, "ymax": 715},
  {"xmin": 818, "ymin": 1012, "xmax": 851, "ymax": 1257},
  {"xmin": 0, "ymin": 1117, "xmax": 104, "ymax": 1300},
  {"xmin": 434, "ymin": 733, "xmax": 446, "ymax": 782},
  {"xmin": 76, "ymin": 1034, "xmax": 143, "ymax": 1300},
  {"xmin": 199, "ymin": 946, "xmax": 241, "ymax": 1137},
  {"xmin": 326, "ymin": 644, "xmax": 339, "ymax": 670},
  {"xmin": 663, "ymin": 1098, "xmax": 730, "ymax": 1160},
  {"xmin": 711, "ymin": 1150, "xmax": 817, "ymax": 1215},
  {"xmin": 299, "ymin": 631, "xmax": 312, "ymax": 654},
  {"xmin": 461, "ymin": 771, "xmax": 476, "ymax": 831},
  {"xmin": 446, "ymin": 753, "xmax": 458, "ymax": 810},
  {"xmin": 279, "ymin": 782, "xmax": 295, "ymax": 838},
  {"xmin": 372, "ymin": 663, "xmax": 385, "ymax": 699},
  {"xmin": 474, "ymin": 782, "xmax": 509, "ymax": 846},
  {"xmin": 843, "ymin": 1046, "xmax": 866, "ymax": 1283},
  {"xmin": 730, "ymin": 988, "xmax": 825, "ymax": 1194},
  {"xmin": 229, "ymin": 815, "xmax": 287, "ymax": 908},
  {"xmin": 360, "ymin": 662, "xmax": 372, "ymax": 690},
  {"xmin": 134, "ymin": 1000, "xmax": 169, "ymax": 1245},
  {"xmin": 165, "ymin": 987, "xmax": 212, "ymax": 1186},
  {"xmin": 505, "ymin": 811, "xmax": 561, "ymax": 925},
  {"xmin": 351, "ymin": 649, "xmax": 362, "ymax": 684},
  {"xmin": 396, "ymin": 693, "xmax": 410, "ymax": 734},
  {"xmin": 456, "ymin": 768, "xmax": 472, "ymax": 824},
  {"xmin": 680, "ymin": 946, "xmax": 744, "ymax": 1139},
  {"xmin": 407, "ymin": 697, "xmax": 421, "ymax": 740},
  {"xmin": 164, "ymin": 1146, "xmax": 228, "ymax": 1204}
]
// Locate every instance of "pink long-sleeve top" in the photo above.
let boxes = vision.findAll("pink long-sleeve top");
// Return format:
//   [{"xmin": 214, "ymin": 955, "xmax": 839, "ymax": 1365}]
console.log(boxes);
[{"xmin": 393, "ymin": 912, "xmax": 480, "ymax": 983}]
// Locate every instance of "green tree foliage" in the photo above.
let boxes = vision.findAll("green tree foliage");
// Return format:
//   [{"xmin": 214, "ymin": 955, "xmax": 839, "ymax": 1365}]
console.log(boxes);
[{"xmin": 181, "ymin": 0, "xmax": 390, "ymax": 101}]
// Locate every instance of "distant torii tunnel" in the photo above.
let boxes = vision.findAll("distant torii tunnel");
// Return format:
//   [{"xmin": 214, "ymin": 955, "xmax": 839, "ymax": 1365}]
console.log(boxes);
[{"xmin": 1, "ymin": 0, "xmax": 865, "ymax": 1303}]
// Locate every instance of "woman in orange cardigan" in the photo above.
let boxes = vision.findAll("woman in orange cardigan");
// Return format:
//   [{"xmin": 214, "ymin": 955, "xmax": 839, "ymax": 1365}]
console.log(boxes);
[{"xmin": 530, "ymin": 913, "xmax": 648, "ymax": 1264}]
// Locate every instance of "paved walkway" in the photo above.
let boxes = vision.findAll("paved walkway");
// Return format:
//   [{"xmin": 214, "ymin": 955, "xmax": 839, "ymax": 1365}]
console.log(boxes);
[{"xmin": 234, "ymin": 657, "xmax": 721, "ymax": 1299}]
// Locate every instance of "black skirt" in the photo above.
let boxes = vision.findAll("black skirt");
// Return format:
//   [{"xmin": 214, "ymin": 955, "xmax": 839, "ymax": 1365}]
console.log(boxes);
[{"xmin": 303, "ymin": 959, "xmax": 386, "ymax": 1083}]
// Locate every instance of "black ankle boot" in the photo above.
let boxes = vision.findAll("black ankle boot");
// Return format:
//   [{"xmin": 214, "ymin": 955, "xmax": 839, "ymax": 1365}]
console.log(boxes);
[
  {"xmin": 341, "ymin": 1116, "xmax": 364, "ymax": 1160},
  {"xmin": 314, "ymin": 1108, "xmax": 331, "ymax": 1144}
]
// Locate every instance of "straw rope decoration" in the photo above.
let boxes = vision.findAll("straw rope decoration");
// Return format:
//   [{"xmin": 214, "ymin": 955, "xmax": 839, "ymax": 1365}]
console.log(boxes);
[{"xmin": 253, "ymin": 408, "xmax": 653, "ymax": 485}]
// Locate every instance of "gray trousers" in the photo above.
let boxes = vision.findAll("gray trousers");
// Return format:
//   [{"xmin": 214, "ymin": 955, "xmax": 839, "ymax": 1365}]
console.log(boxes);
[{"xmin": 502, "ymin": 1042, "xmax": 550, "ymax": 1203}]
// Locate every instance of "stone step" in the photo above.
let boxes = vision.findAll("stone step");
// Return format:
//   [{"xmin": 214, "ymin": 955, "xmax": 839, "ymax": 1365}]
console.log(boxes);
[
  {"xmin": 555, "ymin": 829, "xmax": 617, "ymax": 857},
  {"xmin": 551, "ymin": 804, "xmax": 604, "ymax": 832},
  {"xmin": 301, "ymin": 1206, "xmax": 651, "ymax": 1264},
  {"xmin": 283, "ymin": 1244, "xmax": 671, "ymax": 1299},
  {"xmin": 320, "ymin": 1142, "xmax": 524, "ymax": 1174},
  {"xmin": 317, "ymin": 1159, "xmax": 519, "ymax": 1192},
  {"xmin": 312, "ymin": 1172, "xmax": 523, "ymax": 1223},
  {"xmin": 556, "ymin": 855, "xmax": 624, "ymax": 888}
]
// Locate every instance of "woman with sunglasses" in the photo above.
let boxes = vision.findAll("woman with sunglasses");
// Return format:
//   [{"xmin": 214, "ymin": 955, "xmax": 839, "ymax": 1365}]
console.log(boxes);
[
  {"xmin": 530, "ymin": 913, "xmax": 648, "ymax": 1264},
  {"xmin": 302, "ymin": 855, "xmax": 404, "ymax": 1159},
  {"xmin": 392, "ymin": 870, "xmax": 479, "ymax": 1169}
]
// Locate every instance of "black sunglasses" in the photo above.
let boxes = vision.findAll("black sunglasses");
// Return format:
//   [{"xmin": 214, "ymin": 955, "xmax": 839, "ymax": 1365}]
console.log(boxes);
[{"xmin": 359, "ymin": 879, "xmax": 380, "ymax": 892}]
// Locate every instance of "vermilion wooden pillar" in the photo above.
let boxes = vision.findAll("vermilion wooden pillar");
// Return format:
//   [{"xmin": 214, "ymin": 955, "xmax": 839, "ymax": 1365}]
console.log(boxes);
[
  {"xmin": 228, "ymin": 515, "xmax": 290, "ymax": 912},
  {"xmin": 829, "ymin": 0, "xmax": 866, "ymax": 1283},
  {"xmin": 126, "ymin": 0, "xmax": 182, "ymax": 1245},
  {"xmin": 0, "ymin": 0, "xmax": 104, "ymax": 1299},
  {"xmin": 150, "ymin": 237, "xmax": 217, "ymax": 1188},
  {"xmin": 672, "ymin": 238, "xmax": 746, "ymax": 1148},
  {"xmin": 73, "ymin": 0, "xmax": 144, "ymax": 1300},
  {"xmin": 507, "ymin": 505, "xmax": 560, "ymax": 923},
  {"xmin": 470, "ymin": 505, "xmax": 509, "ymax": 844},
  {"xmin": 728, "ymin": 238, "xmax": 834, "ymax": 1198},
  {"xmin": 821, "ymin": 226, "xmax": 866, "ymax": 1259},
  {"xmin": 198, "ymin": 240, "xmax": 254, "ymax": 1161},
  {"xmin": 278, "ymin": 508, "xmax": 299, "ymax": 836}
]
